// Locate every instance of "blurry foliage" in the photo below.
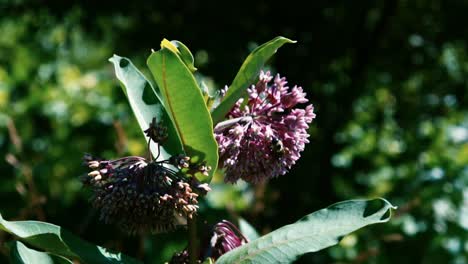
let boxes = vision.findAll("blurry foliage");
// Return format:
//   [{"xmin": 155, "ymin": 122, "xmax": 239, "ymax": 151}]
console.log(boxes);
[{"xmin": 0, "ymin": 0, "xmax": 467, "ymax": 263}]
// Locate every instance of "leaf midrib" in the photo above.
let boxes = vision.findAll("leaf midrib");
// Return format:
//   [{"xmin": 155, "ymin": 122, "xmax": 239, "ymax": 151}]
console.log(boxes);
[
  {"xmin": 229, "ymin": 216, "xmax": 386, "ymax": 264},
  {"xmin": 161, "ymin": 50, "xmax": 187, "ymax": 148}
]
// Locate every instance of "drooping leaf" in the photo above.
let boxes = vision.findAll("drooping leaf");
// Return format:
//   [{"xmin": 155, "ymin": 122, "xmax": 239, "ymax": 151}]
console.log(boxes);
[
  {"xmin": 217, "ymin": 199, "xmax": 396, "ymax": 264},
  {"xmin": 0, "ymin": 214, "xmax": 141, "ymax": 264},
  {"xmin": 211, "ymin": 36, "xmax": 296, "ymax": 124},
  {"xmin": 238, "ymin": 218, "xmax": 259, "ymax": 242},
  {"xmin": 109, "ymin": 55, "xmax": 184, "ymax": 160},
  {"xmin": 10, "ymin": 241, "xmax": 70, "ymax": 264},
  {"xmin": 147, "ymin": 40, "xmax": 218, "ymax": 182}
]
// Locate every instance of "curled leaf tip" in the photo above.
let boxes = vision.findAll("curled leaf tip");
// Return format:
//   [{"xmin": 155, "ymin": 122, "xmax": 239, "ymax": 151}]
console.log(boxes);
[
  {"xmin": 381, "ymin": 198, "xmax": 397, "ymax": 210},
  {"xmin": 275, "ymin": 36, "xmax": 297, "ymax": 43},
  {"xmin": 108, "ymin": 54, "xmax": 118, "ymax": 63}
]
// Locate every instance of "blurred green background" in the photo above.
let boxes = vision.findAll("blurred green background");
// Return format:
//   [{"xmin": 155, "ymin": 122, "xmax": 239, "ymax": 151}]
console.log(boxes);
[{"xmin": 1, "ymin": 0, "xmax": 467, "ymax": 263}]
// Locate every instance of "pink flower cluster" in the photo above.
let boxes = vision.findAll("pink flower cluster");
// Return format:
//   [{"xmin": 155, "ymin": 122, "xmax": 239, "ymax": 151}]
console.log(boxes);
[{"xmin": 215, "ymin": 71, "xmax": 316, "ymax": 183}]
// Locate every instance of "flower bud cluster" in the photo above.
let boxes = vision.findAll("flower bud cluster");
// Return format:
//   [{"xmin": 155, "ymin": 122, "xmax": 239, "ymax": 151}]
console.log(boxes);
[
  {"xmin": 208, "ymin": 220, "xmax": 248, "ymax": 260},
  {"xmin": 82, "ymin": 154, "xmax": 209, "ymax": 234},
  {"xmin": 169, "ymin": 220, "xmax": 248, "ymax": 263},
  {"xmin": 81, "ymin": 120, "xmax": 211, "ymax": 234}
]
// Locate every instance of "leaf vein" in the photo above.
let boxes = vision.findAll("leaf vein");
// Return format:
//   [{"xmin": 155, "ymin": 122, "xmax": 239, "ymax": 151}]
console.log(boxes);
[{"xmin": 161, "ymin": 51, "xmax": 187, "ymax": 148}]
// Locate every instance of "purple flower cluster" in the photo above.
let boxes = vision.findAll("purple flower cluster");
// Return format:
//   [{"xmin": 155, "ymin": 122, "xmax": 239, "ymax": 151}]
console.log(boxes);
[
  {"xmin": 215, "ymin": 71, "xmax": 316, "ymax": 183},
  {"xmin": 207, "ymin": 220, "xmax": 249, "ymax": 260},
  {"xmin": 169, "ymin": 220, "xmax": 248, "ymax": 263},
  {"xmin": 82, "ymin": 154, "xmax": 210, "ymax": 234}
]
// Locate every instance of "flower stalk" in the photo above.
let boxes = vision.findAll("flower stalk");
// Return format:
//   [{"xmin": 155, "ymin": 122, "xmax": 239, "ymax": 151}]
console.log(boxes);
[{"xmin": 188, "ymin": 216, "xmax": 198, "ymax": 264}]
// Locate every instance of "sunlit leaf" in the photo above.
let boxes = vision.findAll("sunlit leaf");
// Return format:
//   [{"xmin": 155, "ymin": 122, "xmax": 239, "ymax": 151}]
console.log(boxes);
[
  {"xmin": 109, "ymin": 55, "xmax": 184, "ymax": 160},
  {"xmin": 10, "ymin": 241, "xmax": 73, "ymax": 264},
  {"xmin": 147, "ymin": 41, "xmax": 218, "ymax": 182},
  {"xmin": 217, "ymin": 199, "xmax": 396, "ymax": 264}
]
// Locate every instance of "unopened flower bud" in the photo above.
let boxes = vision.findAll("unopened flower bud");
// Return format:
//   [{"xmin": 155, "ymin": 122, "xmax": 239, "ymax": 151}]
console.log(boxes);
[
  {"xmin": 169, "ymin": 220, "xmax": 248, "ymax": 263},
  {"xmin": 170, "ymin": 154, "xmax": 191, "ymax": 169},
  {"xmin": 81, "ymin": 154, "xmax": 206, "ymax": 235},
  {"xmin": 209, "ymin": 220, "xmax": 248, "ymax": 259},
  {"xmin": 197, "ymin": 162, "xmax": 211, "ymax": 176},
  {"xmin": 88, "ymin": 161, "xmax": 100, "ymax": 169},
  {"xmin": 88, "ymin": 171, "xmax": 100, "ymax": 177}
]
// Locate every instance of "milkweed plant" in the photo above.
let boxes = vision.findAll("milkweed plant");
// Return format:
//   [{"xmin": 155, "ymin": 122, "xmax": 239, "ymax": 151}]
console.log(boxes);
[{"xmin": 1, "ymin": 37, "xmax": 396, "ymax": 264}]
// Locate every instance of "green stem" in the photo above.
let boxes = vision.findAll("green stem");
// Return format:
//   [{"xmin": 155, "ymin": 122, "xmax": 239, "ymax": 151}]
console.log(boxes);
[{"xmin": 188, "ymin": 216, "xmax": 198, "ymax": 264}]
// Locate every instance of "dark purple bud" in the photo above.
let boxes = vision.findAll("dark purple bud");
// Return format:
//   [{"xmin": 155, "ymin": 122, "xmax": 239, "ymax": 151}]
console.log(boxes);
[{"xmin": 207, "ymin": 220, "xmax": 248, "ymax": 260}]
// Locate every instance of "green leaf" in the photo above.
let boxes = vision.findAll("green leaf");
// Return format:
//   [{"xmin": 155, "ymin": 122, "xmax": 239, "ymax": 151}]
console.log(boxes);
[
  {"xmin": 147, "ymin": 41, "xmax": 218, "ymax": 182},
  {"xmin": 211, "ymin": 36, "xmax": 296, "ymax": 124},
  {"xmin": 217, "ymin": 198, "xmax": 396, "ymax": 264},
  {"xmin": 0, "ymin": 214, "xmax": 141, "ymax": 264},
  {"xmin": 11, "ymin": 241, "xmax": 67, "ymax": 264},
  {"xmin": 238, "ymin": 218, "xmax": 259, "ymax": 242},
  {"xmin": 109, "ymin": 55, "xmax": 184, "ymax": 160}
]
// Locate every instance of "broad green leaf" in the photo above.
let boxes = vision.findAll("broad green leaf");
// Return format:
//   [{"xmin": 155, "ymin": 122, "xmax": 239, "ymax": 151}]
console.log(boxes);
[
  {"xmin": 109, "ymin": 55, "xmax": 184, "ymax": 160},
  {"xmin": 217, "ymin": 198, "xmax": 396, "ymax": 264},
  {"xmin": 147, "ymin": 42, "xmax": 218, "ymax": 182},
  {"xmin": 238, "ymin": 218, "xmax": 260, "ymax": 242},
  {"xmin": 171, "ymin": 40, "xmax": 198, "ymax": 72},
  {"xmin": 211, "ymin": 36, "xmax": 296, "ymax": 124},
  {"xmin": 0, "ymin": 214, "xmax": 141, "ymax": 264},
  {"xmin": 10, "ymin": 241, "xmax": 73, "ymax": 264}
]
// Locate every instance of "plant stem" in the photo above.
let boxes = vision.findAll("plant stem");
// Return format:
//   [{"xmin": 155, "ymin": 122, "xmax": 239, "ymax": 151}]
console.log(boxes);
[
  {"xmin": 213, "ymin": 116, "xmax": 253, "ymax": 132},
  {"xmin": 188, "ymin": 216, "xmax": 198, "ymax": 264}
]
